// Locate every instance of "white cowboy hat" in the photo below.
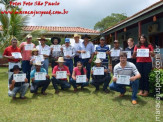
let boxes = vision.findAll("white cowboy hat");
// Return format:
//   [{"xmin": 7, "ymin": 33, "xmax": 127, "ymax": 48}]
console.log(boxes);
[
  {"xmin": 35, "ymin": 61, "xmax": 42, "ymax": 66},
  {"xmin": 56, "ymin": 57, "xmax": 65, "ymax": 63},
  {"xmin": 26, "ymin": 34, "xmax": 32, "ymax": 38},
  {"xmin": 94, "ymin": 58, "xmax": 102, "ymax": 63}
]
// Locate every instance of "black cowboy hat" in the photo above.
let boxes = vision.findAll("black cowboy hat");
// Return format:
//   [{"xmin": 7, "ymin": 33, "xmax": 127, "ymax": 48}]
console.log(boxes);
[
  {"xmin": 81, "ymin": 34, "xmax": 91, "ymax": 39},
  {"xmin": 10, "ymin": 65, "xmax": 22, "ymax": 72},
  {"xmin": 51, "ymin": 37, "xmax": 61, "ymax": 44}
]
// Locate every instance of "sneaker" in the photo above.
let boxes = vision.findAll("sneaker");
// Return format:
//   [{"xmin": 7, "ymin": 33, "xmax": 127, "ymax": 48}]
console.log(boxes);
[
  {"xmin": 20, "ymin": 96, "xmax": 27, "ymax": 99},
  {"xmin": 132, "ymin": 100, "xmax": 137, "ymax": 105}
]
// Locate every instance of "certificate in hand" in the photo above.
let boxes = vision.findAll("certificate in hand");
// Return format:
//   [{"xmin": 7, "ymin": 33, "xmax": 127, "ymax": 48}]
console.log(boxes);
[
  {"xmin": 35, "ymin": 72, "xmax": 46, "ymax": 81},
  {"xmin": 64, "ymin": 50, "xmax": 72, "ymax": 57},
  {"xmin": 111, "ymin": 50, "xmax": 120, "ymax": 57},
  {"xmin": 116, "ymin": 75, "xmax": 130, "ymax": 85},
  {"xmin": 137, "ymin": 49, "xmax": 149, "ymax": 57},
  {"xmin": 76, "ymin": 75, "xmax": 87, "ymax": 83},
  {"xmin": 25, "ymin": 44, "xmax": 34, "ymax": 50},
  {"xmin": 56, "ymin": 71, "xmax": 67, "ymax": 79},
  {"xmin": 35, "ymin": 55, "xmax": 44, "ymax": 62},
  {"xmin": 13, "ymin": 74, "xmax": 26, "ymax": 82},
  {"xmin": 81, "ymin": 51, "xmax": 91, "ymax": 59},
  {"xmin": 41, "ymin": 49, "xmax": 50, "ymax": 56},
  {"xmin": 123, "ymin": 51, "xmax": 131, "ymax": 58},
  {"xmin": 53, "ymin": 45, "xmax": 61, "ymax": 51},
  {"xmin": 97, "ymin": 52, "xmax": 106, "ymax": 59},
  {"xmin": 12, "ymin": 52, "xmax": 22, "ymax": 59},
  {"xmin": 93, "ymin": 67, "xmax": 104, "ymax": 75}
]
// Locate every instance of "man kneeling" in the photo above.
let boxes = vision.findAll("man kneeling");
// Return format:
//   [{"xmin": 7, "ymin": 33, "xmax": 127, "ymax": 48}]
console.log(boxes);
[
  {"xmin": 30, "ymin": 62, "xmax": 50, "ymax": 95},
  {"xmin": 109, "ymin": 52, "xmax": 141, "ymax": 105},
  {"xmin": 8, "ymin": 65, "xmax": 29, "ymax": 99}
]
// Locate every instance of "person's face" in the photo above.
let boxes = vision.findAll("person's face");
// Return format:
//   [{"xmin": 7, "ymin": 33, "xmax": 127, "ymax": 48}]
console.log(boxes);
[
  {"xmin": 12, "ymin": 40, "xmax": 17, "ymax": 47},
  {"xmin": 58, "ymin": 62, "xmax": 64, "ymax": 66},
  {"xmin": 13, "ymin": 69, "xmax": 19, "ymax": 74},
  {"xmin": 84, "ymin": 38, "xmax": 89, "ymax": 42},
  {"xmin": 27, "ymin": 38, "xmax": 32, "ymax": 42},
  {"xmin": 140, "ymin": 36, "xmax": 146, "ymax": 44},
  {"xmin": 40, "ymin": 39, "xmax": 46, "ymax": 45},
  {"xmin": 100, "ymin": 39, "xmax": 105, "ymax": 45},
  {"xmin": 96, "ymin": 63, "xmax": 101, "ymax": 67},
  {"xmin": 127, "ymin": 40, "xmax": 134, "ymax": 47},
  {"xmin": 34, "ymin": 51, "xmax": 38, "ymax": 55},
  {"xmin": 74, "ymin": 37, "xmax": 79, "ymax": 42},
  {"xmin": 53, "ymin": 39, "xmax": 58, "ymax": 45},
  {"xmin": 77, "ymin": 63, "xmax": 82, "ymax": 70},
  {"xmin": 65, "ymin": 42, "xmax": 70, "ymax": 46},
  {"xmin": 120, "ymin": 56, "xmax": 127, "ymax": 64},
  {"xmin": 36, "ymin": 65, "xmax": 41, "ymax": 70},
  {"xmin": 114, "ymin": 42, "xmax": 119, "ymax": 48}
]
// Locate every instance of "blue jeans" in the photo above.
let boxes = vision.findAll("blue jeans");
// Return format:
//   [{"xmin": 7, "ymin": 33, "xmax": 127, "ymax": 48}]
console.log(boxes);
[
  {"xmin": 109, "ymin": 79, "xmax": 139, "ymax": 100},
  {"xmin": 42, "ymin": 58, "xmax": 49, "ymax": 74},
  {"xmin": 8, "ymin": 83, "xmax": 29, "ymax": 97},
  {"xmin": 22, "ymin": 61, "xmax": 32, "ymax": 83},
  {"xmin": 81, "ymin": 58, "xmax": 91, "ymax": 81},
  {"xmin": 30, "ymin": 79, "xmax": 50, "ymax": 93},
  {"xmin": 69, "ymin": 79, "xmax": 89, "ymax": 89},
  {"xmin": 64, "ymin": 59, "xmax": 73, "ymax": 76},
  {"xmin": 91, "ymin": 74, "xmax": 111, "ymax": 90},
  {"xmin": 74, "ymin": 56, "xmax": 81, "ymax": 66},
  {"xmin": 136, "ymin": 62, "xmax": 152, "ymax": 91},
  {"xmin": 51, "ymin": 77, "xmax": 71, "ymax": 90}
]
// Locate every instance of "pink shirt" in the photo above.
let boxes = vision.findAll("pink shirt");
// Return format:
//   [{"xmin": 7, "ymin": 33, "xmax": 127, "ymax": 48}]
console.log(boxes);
[
  {"xmin": 73, "ymin": 67, "xmax": 87, "ymax": 76},
  {"xmin": 19, "ymin": 42, "xmax": 35, "ymax": 61}
]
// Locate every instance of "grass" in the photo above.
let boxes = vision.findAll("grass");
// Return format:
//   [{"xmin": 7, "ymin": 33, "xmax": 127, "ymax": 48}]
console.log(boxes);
[{"xmin": 0, "ymin": 67, "xmax": 162, "ymax": 122}]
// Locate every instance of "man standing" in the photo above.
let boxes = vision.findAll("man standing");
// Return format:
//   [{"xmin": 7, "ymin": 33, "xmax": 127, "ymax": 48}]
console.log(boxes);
[
  {"xmin": 36, "ymin": 36, "xmax": 50, "ymax": 74},
  {"xmin": 109, "ymin": 52, "xmax": 141, "ymax": 105},
  {"xmin": 73, "ymin": 33, "xmax": 82, "ymax": 66},
  {"xmin": 110, "ymin": 40, "xmax": 123, "ymax": 72},
  {"xmin": 95, "ymin": 37, "xmax": 110, "ymax": 68},
  {"xmin": 3, "ymin": 38, "xmax": 22, "ymax": 79},
  {"xmin": 80, "ymin": 34, "xmax": 95, "ymax": 81},
  {"xmin": 19, "ymin": 34, "xmax": 35, "ymax": 83}
]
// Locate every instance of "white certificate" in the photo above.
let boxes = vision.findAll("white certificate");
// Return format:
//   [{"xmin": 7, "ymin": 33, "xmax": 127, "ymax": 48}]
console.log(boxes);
[
  {"xmin": 12, "ymin": 52, "xmax": 22, "ymax": 59},
  {"xmin": 41, "ymin": 49, "xmax": 50, "ymax": 56},
  {"xmin": 35, "ymin": 72, "xmax": 46, "ymax": 81},
  {"xmin": 123, "ymin": 51, "xmax": 131, "ymax": 58},
  {"xmin": 93, "ymin": 67, "xmax": 104, "ymax": 75},
  {"xmin": 97, "ymin": 52, "xmax": 106, "ymax": 59},
  {"xmin": 25, "ymin": 44, "xmax": 34, "ymax": 50},
  {"xmin": 111, "ymin": 50, "xmax": 120, "ymax": 57},
  {"xmin": 64, "ymin": 50, "xmax": 72, "ymax": 57},
  {"xmin": 116, "ymin": 75, "xmax": 130, "ymax": 85},
  {"xmin": 76, "ymin": 75, "xmax": 87, "ymax": 83},
  {"xmin": 53, "ymin": 45, "xmax": 61, "ymax": 51},
  {"xmin": 13, "ymin": 74, "xmax": 26, "ymax": 82},
  {"xmin": 81, "ymin": 51, "xmax": 91, "ymax": 59},
  {"xmin": 34, "ymin": 55, "xmax": 44, "ymax": 62},
  {"xmin": 56, "ymin": 71, "xmax": 67, "ymax": 79},
  {"xmin": 137, "ymin": 49, "xmax": 149, "ymax": 57}
]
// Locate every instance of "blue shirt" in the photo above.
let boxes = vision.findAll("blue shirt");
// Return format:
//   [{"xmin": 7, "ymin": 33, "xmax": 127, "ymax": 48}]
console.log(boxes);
[
  {"xmin": 96, "ymin": 44, "xmax": 110, "ymax": 63},
  {"xmin": 30, "ymin": 68, "xmax": 47, "ymax": 82},
  {"xmin": 80, "ymin": 41, "xmax": 94, "ymax": 56}
]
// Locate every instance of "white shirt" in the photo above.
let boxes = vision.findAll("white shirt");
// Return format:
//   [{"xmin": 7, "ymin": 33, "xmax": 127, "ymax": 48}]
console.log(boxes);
[
  {"xmin": 36, "ymin": 44, "xmax": 50, "ymax": 56},
  {"xmin": 73, "ymin": 42, "xmax": 82, "ymax": 56},
  {"xmin": 62, "ymin": 44, "xmax": 75, "ymax": 59}
]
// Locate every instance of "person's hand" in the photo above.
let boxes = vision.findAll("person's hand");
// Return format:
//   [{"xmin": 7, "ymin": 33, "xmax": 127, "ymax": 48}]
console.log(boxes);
[
  {"xmin": 12, "ymin": 80, "xmax": 16, "ymax": 85},
  {"xmin": 31, "ymin": 59, "xmax": 35, "ymax": 61},
  {"xmin": 73, "ymin": 77, "xmax": 76, "ymax": 80},
  {"xmin": 66, "ymin": 55, "xmax": 71, "ymax": 58},
  {"xmin": 25, "ymin": 78, "xmax": 28, "ymax": 83},
  {"xmin": 81, "ymin": 50, "xmax": 86, "ymax": 53},
  {"xmin": 106, "ymin": 51, "xmax": 110, "ymax": 55},
  {"xmin": 94, "ymin": 52, "xmax": 98, "ymax": 55},
  {"xmin": 88, "ymin": 59, "xmax": 92, "ymax": 63},
  {"xmin": 9, "ymin": 56, "xmax": 15, "ymax": 59},
  {"xmin": 52, "ymin": 74, "xmax": 56, "ymax": 77},
  {"xmin": 60, "ymin": 47, "xmax": 63, "ymax": 51},
  {"xmin": 104, "ymin": 69, "xmax": 108, "ymax": 73},
  {"xmin": 46, "ymin": 75, "xmax": 50, "ymax": 79},
  {"xmin": 130, "ymin": 76, "xmax": 136, "ymax": 81},
  {"xmin": 86, "ymin": 78, "xmax": 88, "ymax": 82},
  {"xmin": 51, "ymin": 48, "xmax": 53, "ymax": 51},
  {"xmin": 31, "ymin": 78, "xmax": 35, "ymax": 82},
  {"xmin": 112, "ymin": 77, "xmax": 117, "ymax": 82}
]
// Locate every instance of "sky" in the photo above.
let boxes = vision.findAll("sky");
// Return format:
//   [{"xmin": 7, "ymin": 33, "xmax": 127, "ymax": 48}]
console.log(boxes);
[{"xmin": 0, "ymin": 0, "xmax": 161, "ymax": 29}]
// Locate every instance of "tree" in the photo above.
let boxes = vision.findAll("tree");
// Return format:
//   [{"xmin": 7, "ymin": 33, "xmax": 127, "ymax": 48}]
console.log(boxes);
[{"xmin": 94, "ymin": 13, "xmax": 127, "ymax": 32}]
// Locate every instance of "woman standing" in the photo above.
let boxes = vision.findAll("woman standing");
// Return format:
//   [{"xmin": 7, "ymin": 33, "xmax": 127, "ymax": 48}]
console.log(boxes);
[
  {"xmin": 133, "ymin": 34, "xmax": 154, "ymax": 97},
  {"xmin": 70, "ymin": 61, "xmax": 89, "ymax": 92}
]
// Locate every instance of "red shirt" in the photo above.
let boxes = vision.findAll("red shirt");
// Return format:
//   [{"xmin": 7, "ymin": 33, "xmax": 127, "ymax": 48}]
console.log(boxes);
[
  {"xmin": 52, "ymin": 65, "xmax": 70, "ymax": 81},
  {"xmin": 134, "ymin": 44, "xmax": 154, "ymax": 62},
  {"xmin": 3, "ymin": 46, "xmax": 21, "ymax": 62},
  {"xmin": 73, "ymin": 67, "xmax": 87, "ymax": 76}
]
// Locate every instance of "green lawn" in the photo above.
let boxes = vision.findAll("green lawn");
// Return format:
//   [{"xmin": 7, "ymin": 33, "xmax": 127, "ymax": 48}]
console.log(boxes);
[{"xmin": 0, "ymin": 67, "xmax": 162, "ymax": 122}]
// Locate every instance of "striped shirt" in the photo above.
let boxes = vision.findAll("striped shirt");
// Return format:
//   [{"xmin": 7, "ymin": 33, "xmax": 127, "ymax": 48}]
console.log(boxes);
[{"xmin": 113, "ymin": 62, "xmax": 139, "ymax": 77}]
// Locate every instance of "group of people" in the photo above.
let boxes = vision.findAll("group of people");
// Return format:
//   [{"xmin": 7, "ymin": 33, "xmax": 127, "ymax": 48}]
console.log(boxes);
[{"xmin": 3, "ymin": 33, "xmax": 154, "ymax": 105}]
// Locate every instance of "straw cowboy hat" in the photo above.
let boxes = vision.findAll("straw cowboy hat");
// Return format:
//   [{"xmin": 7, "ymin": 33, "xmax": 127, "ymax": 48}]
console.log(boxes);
[
  {"xmin": 35, "ymin": 61, "xmax": 42, "ymax": 66},
  {"xmin": 51, "ymin": 37, "xmax": 61, "ymax": 44},
  {"xmin": 32, "ymin": 48, "xmax": 38, "ymax": 52},
  {"xmin": 74, "ymin": 33, "xmax": 81, "ymax": 38},
  {"xmin": 37, "ymin": 36, "xmax": 47, "ymax": 41},
  {"xmin": 26, "ymin": 34, "xmax": 32, "ymax": 39},
  {"xmin": 56, "ymin": 57, "xmax": 65, "ymax": 63},
  {"xmin": 94, "ymin": 58, "xmax": 102, "ymax": 63}
]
